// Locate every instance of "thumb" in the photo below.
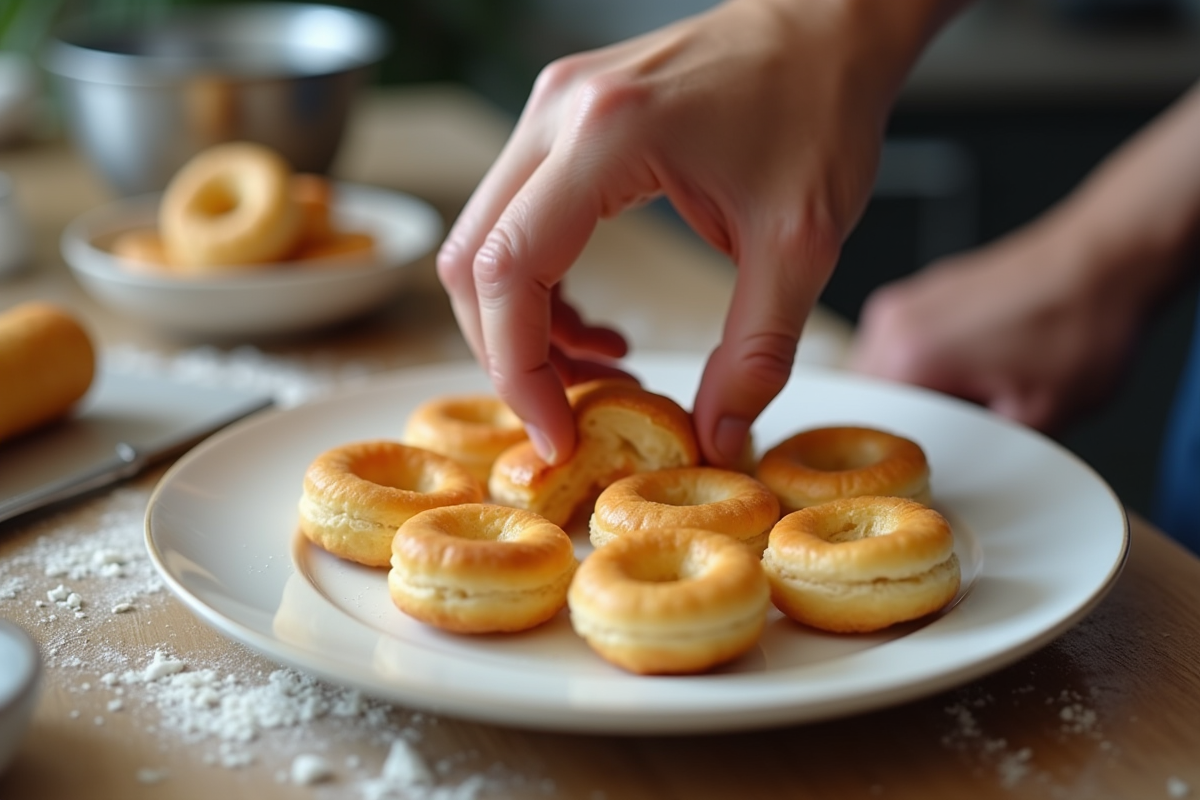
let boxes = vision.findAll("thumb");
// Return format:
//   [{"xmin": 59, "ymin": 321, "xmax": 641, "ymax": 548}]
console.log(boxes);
[{"xmin": 693, "ymin": 213, "xmax": 840, "ymax": 466}]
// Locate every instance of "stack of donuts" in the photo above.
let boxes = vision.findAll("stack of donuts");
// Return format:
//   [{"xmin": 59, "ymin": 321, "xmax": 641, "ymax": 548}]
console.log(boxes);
[
  {"xmin": 297, "ymin": 378, "xmax": 961, "ymax": 675},
  {"xmin": 110, "ymin": 141, "xmax": 375, "ymax": 275}
]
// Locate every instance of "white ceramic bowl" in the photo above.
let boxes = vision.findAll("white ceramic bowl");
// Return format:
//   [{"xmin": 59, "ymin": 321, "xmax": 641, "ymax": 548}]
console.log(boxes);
[
  {"xmin": 0, "ymin": 619, "xmax": 40, "ymax": 777},
  {"xmin": 62, "ymin": 182, "xmax": 442, "ymax": 338}
]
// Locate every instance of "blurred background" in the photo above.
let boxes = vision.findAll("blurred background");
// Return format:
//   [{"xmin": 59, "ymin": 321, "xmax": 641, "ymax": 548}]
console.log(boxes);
[{"xmin": 3, "ymin": 0, "xmax": 1200, "ymax": 516}]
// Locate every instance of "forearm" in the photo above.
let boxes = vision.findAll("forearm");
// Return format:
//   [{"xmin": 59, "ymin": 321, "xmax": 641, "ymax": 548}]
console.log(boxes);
[
  {"xmin": 1049, "ymin": 82, "xmax": 1200, "ymax": 314},
  {"xmin": 755, "ymin": 0, "xmax": 970, "ymax": 122}
]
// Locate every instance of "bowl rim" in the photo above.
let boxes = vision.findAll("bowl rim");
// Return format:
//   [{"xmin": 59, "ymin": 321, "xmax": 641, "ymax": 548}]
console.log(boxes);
[
  {"xmin": 42, "ymin": 2, "xmax": 391, "ymax": 86},
  {"xmin": 61, "ymin": 182, "xmax": 443, "ymax": 292}
]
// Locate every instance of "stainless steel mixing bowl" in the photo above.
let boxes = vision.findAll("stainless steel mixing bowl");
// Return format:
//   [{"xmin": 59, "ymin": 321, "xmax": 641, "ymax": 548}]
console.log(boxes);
[{"xmin": 43, "ymin": 3, "xmax": 390, "ymax": 195}]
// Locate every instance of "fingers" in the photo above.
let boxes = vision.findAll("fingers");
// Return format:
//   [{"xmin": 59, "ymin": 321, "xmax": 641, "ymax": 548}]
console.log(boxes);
[
  {"xmin": 472, "ymin": 150, "xmax": 614, "ymax": 463},
  {"xmin": 437, "ymin": 112, "xmax": 556, "ymax": 366},
  {"xmin": 853, "ymin": 281, "xmax": 1063, "ymax": 432},
  {"xmin": 694, "ymin": 213, "xmax": 841, "ymax": 467},
  {"xmin": 548, "ymin": 344, "xmax": 639, "ymax": 387},
  {"xmin": 550, "ymin": 285, "xmax": 628, "ymax": 360}
]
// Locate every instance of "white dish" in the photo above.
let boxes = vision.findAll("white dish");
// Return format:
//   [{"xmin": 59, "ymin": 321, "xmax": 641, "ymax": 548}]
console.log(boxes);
[
  {"xmin": 0, "ymin": 619, "xmax": 40, "ymax": 776},
  {"xmin": 146, "ymin": 355, "xmax": 1128, "ymax": 734},
  {"xmin": 61, "ymin": 183, "xmax": 442, "ymax": 338}
]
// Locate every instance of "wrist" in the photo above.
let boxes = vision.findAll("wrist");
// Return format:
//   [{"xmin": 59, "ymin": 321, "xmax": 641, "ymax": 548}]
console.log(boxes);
[
  {"xmin": 1027, "ymin": 201, "xmax": 1175, "ymax": 331},
  {"xmin": 764, "ymin": 0, "xmax": 966, "ymax": 116},
  {"xmin": 1052, "ymin": 192, "xmax": 1192, "ymax": 318}
]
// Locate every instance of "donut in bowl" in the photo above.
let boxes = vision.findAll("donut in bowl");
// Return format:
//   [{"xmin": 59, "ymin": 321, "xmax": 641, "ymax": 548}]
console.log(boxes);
[{"xmin": 160, "ymin": 141, "xmax": 302, "ymax": 271}]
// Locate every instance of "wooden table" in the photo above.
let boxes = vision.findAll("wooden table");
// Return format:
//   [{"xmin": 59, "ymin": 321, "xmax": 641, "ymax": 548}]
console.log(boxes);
[{"xmin": 1, "ymin": 85, "xmax": 1198, "ymax": 800}]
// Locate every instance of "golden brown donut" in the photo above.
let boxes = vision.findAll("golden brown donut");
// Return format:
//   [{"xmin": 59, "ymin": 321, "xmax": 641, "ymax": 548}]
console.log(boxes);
[
  {"xmin": 489, "ymin": 379, "xmax": 700, "ymax": 527},
  {"xmin": 293, "ymin": 231, "xmax": 376, "ymax": 264},
  {"xmin": 762, "ymin": 496, "xmax": 960, "ymax": 633},
  {"xmin": 756, "ymin": 426, "xmax": 931, "ymax": 512},
  {"xmin": 0, "ymin": 303, "xmax": 95, "ymax": 444},
  {"xmin": 402, "ymin": 394, "xmax": 527, "ymax": 484},
  {"xmin": 568, "ymin": 527, "xmax": 770, "ymax": 675},
  {"xmin": 160, "ymin": 141, "xmax": 302, "ymax": 271},
  {"xmin": 298, "ymin": 440, "xmax": 485, "ymax": 567},
  {"xmin": 290, "ymin": 172, "xmax": 336, "ymax": 249},
  {"xmin": 389, "ymin": 504, "xmax": 578, "ymax": 633},
  {"xmin": 589, "ymin": 467, "xmax": 779, "ymax": 553},
  {"xmin": 109, "ymin": 228, "xmax": 174, "ymax": 273}
]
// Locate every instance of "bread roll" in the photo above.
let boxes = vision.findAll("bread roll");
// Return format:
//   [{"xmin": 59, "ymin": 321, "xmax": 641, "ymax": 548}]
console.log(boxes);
[{"xmin": 0, "ymin": 302, "xmax": 95, "ymax": 443}]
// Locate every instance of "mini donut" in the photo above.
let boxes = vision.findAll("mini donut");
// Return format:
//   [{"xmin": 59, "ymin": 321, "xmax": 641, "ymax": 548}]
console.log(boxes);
[
  {"xmin": 589, "ymin": 467, "xmax": 779, "ymax": 553},
  {"xmin": 298, "ymin": 440, "xmax": 485, "ymax": 567},
  {"xmin": 294, "ymin": 231, "xmax": 376, "ymax": 264},
  {"xmin": 402, "ymin": 394, "xmax": 527, "ymax": 484},
  {"xmin": 489, "ymin": 379, "xmax": 700, "ymax": 527},
  {"xmin": 109, "ymin": 228, "xmax": 174, "ymax": 273},
  {"xmin": 568, "ymin": 527, "xmax": 770, "ymax": 675},
  {"xmin": 288, "ymin": 173, "xmax": 378, "ymax": 263},
  {"xmin": 290, "ymin": 172, "xmax": 336, "ymax": 248},
  {"xmin": 756, "ymin": 426, "xmax": 931, "ymax": 512},
  {"xmin": 762, "ymin": 496, "xmax": 960, "ymax": 633},
  {"xmin": 389, "ymin": 504, "xmax": 578, "ymax": 633},
  {"xmin": 160, "ymin": 141, "xmax": 302, "ymax": 271}
]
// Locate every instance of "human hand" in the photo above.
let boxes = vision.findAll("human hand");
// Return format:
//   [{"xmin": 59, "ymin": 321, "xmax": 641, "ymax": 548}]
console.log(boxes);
[
  {"xmin": 437, "ymin": 0, "xmax": 955, "ymax": 466},
  {"xmin": 849, "ymin": 221, "xmax": 1143, "ymax": 432}
]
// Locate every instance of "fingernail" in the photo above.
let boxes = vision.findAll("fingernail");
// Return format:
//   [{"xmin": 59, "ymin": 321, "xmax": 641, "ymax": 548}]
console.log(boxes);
[
  {"xmin": 714, "ymin": 417, "xmax": 750, "ymax": 467},
  {"xmin": 526, "ymin": 424, "xmax": 558, "ymax": 464}
]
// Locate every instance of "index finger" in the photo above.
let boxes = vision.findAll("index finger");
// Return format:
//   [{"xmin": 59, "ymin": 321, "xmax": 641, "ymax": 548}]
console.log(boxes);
[{"xmin": 473, "ymin": 151, "xmax": 607, "ymax": 463}]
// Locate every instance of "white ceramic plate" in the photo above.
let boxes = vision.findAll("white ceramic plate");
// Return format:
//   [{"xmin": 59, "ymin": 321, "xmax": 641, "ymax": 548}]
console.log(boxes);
[
  {"xmin": 61, "ymin": 183, "xmax": 442, "ymax": 338},
  {"xmin": 146, "ymin": 355, "xmax": 1128, "ymax": 734}
]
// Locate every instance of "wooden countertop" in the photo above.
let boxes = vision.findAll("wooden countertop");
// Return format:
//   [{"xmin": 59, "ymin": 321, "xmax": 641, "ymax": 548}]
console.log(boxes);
[{"xmin": 1, "ymin": 85, "xmax": 1198, "ymax": 800}]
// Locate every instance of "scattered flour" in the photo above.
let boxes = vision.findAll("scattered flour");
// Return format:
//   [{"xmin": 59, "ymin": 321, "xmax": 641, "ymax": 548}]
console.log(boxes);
[
  {"xmin": 1169, "ymin": 777, "xmax": 1192, "ymax": 798},
  {"xmin": 360, "ymin": 740, "xmax": 490, "ymax": 800},
  {"xmin": 292, "ymin": 754, "xmax": 336, "ymax": 785},
  {"xmin": 136, "ymin": 767, "xmax": 170, "ymax": 784},
  {"xmin": 102, "ymin": 343, "xmax": 376, "ymax": 408},
  {"xmin": 0, "ymin": 345, "xmax": 548, "ymax": 798},
  {"xmin": 940, "ymin": 681, "xmax": 1112, "ymax": 792}
]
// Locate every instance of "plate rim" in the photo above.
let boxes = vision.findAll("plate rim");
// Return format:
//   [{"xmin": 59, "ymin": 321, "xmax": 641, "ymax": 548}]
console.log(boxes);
[{"xmin": 144, "ymin": 356, "xmax": 1131, "ymax": 734}]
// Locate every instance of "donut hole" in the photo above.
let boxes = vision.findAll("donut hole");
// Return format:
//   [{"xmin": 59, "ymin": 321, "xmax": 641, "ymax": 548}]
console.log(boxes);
[
  {"xmin": 354, "ymin": 458, "xmax": 442, "ymax": 493},
  {"xmin": 813, "ymin": 506, "xmax": 897, "ymax": 543},
  {"xmin": 621, "ymin": 551, "xmax": 687, "ymax": 584},
  {"xmin": 431, "ymin": 514, "xmax": 503, "ymax": 543},
  {"xmin": 618, "ymin": 542, "xmax": 713, "ymax": 584},
  {"xmin": 793, "ymin": 441, "xmax": 887, "ymax": 472},
  {"xmin": 190, "ymin": 179, "xmax": 242, "ymax": 219},
  {"xmin": 640, "ymin": 479, "xmax": 730, "ymax": 508}
]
